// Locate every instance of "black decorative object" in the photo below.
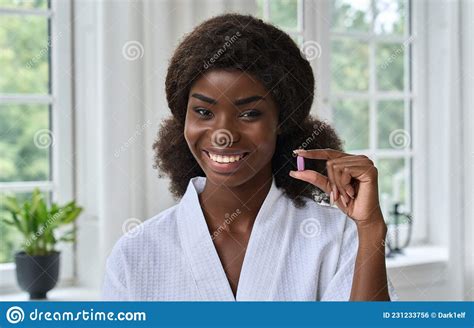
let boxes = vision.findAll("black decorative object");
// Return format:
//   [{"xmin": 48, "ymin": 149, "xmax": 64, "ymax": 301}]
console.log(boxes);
[
  {"xmin": 15, "ymin": 251, "xmax": 60, "ymax": 300},
  {"xmin": 386, "ymin": 202, "xmax": 413, "ymax": 258}
]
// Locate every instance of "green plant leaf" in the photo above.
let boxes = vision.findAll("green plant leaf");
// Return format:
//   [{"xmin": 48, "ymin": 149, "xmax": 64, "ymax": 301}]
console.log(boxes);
[
  {"xmin": 3, "ymin": 191, "xmax": 83, "ymax": 254},
  {"xmin": 45, "ymin": 231, "xmax": 56, "ymax": 245},
  {"xmin": 10, "ymin": 212, "xmax": 25, "ymax": 234},
  {"xmin": 58, "ymin": 236, "xmax": 76, "ymax": 243},
  {"xmin": 29, "ymin": 188, "xmax": 42, "ymax": 215},
  {"xmin": 4, "ymin": 195, "xmax": 21, "ymax": 213},
  {"xmin": 1, "ymin": 219, "xmax": 16, "ymax": 226},
  {"xmin": 61, "ymin": 207, "xmax": 83, "ymax": 225},
  {"xmin": 36, "ymin": 199, "xmax": 48, "ymax": 225},
  {"xmin": 50, "ymin": 202, "xmax": 59, "ymax": 216}
]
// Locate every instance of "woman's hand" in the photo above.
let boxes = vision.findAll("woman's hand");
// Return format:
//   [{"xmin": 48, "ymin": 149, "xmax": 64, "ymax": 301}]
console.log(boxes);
[
  {"xmin": 289, "ymin": 148, "xmax": 384, "ymax": 226},
  {"xmin": 290, "ymin": 148, "xmax": 390, "ymax": 301}
]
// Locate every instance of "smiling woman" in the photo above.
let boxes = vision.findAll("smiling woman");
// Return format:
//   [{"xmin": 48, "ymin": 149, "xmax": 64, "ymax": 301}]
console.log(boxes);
[
  {"xmin": 101, "ymin": 13, "xmax": 398, "ymax": 302},
  {"xmin": 155, "ymin": 14, "xmax": 342, "ymax": 207}
]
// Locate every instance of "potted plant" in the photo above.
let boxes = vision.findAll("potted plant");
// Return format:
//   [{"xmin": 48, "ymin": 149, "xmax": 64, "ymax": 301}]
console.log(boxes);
[{"xmin": 0, "ymin": 188, "xmax": 82, "ymax": 299}]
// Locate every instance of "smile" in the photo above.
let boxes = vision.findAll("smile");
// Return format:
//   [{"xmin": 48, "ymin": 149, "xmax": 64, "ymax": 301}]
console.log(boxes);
[{"xmin": 203, "ymin": 150, "xmax": 249, "ymax": 164}]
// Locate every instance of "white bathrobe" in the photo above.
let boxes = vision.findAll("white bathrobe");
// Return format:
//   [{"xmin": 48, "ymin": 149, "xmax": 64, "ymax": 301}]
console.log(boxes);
[{"xmin": 102, "ymin": 176, "xmax": 398, "ymax": 301}]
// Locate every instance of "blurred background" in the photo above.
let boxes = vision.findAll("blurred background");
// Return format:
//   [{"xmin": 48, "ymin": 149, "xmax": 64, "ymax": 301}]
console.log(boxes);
[{"xmin": 0, "ymin": 0, "xmax": 472, "ymax": 301}]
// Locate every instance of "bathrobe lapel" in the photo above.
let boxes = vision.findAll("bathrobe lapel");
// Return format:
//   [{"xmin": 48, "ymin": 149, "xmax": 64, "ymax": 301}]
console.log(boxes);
[
  {"xmin": 177, "ymin": 177, "xmax": 235, "ymax": 301},
  {"xmin": 177, "ymin": 176, "xmax": 286, "ymax": 301}
]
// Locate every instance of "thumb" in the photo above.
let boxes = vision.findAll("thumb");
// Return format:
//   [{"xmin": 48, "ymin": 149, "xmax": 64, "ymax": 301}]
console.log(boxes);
[{"xmin": 289, "ymin": 170, "xmax": 330, "ymax": 194}]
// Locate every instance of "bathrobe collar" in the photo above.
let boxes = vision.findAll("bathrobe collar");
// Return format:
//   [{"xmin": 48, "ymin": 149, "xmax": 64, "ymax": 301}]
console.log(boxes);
[{"xmin": 177, "ymin": 175, "xmax": 286, "ymax": 301}]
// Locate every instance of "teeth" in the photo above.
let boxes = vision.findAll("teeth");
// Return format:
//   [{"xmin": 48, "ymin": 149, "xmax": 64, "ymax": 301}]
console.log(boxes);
[{"xmin": 208, "ymin": 152, "xmax": 246, "ymax": 163}]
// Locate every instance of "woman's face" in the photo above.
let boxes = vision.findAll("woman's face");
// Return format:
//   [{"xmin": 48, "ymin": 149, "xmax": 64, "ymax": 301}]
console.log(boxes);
[{"xmin": 184, "ymin": 69, "xmax": 280, "ymax": 187}]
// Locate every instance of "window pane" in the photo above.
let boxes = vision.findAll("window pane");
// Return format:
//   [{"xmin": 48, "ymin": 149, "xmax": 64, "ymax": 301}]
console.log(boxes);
[
  {"xmin": 290, "ymin": 33, "xmax": 303, "ymax": 47},
  {"xmin": 377, "ymin": 100, "xmax": 409, "ymax": 149},
  {"xmin": 374, "ymin": 0, "xmax": 406, "ymax": 35},
  {"xmin": 0, "ymin": 15, "xmax": 50, "ymax": 94},
  {"xmin": 378, "ymin": 157, "xmax": 410, "ymax": 213},
  {"xmin": 0, "ymin": 0, "xmax": 48, "ymax": 9},
  {"xmin": 376, "ymin": 43, "xmax": 405, "ymax": 91},
  {"xmin": 331, "ymin": 0, "xmax": 372, "ymax": 33},
  {"xmin": 331, "ymin": 38, "xmax": 369, "ymax": 92},
  {"xmin": 269, "ymin": 0, "xmax": 298, "ymax": 30},
  {"xmin": 332, "ymin": 99, "xmax": 369, "ymax": 150},
  {"xmin": 256, "ymin": 0, "xmax": 265, "ymax": 18},
  {"xmin": 0, "ymin": 191, "xmax": 51, "ymax": 263},
  {"xmin": 0, "ymin": 104, "xmax": 51, "ymax": 182}
]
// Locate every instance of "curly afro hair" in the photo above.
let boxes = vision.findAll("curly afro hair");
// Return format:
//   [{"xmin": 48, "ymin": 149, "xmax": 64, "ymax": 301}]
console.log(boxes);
[{"xmin": 153, "ymin": 13, "xmax": 343, "ymax": 208}]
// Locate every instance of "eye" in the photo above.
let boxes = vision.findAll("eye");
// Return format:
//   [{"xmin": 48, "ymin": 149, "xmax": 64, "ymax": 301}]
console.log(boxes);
[
  {"xmin": 193, "ymin": 107, "xmax": 213, "ymax": 119},
  {"xmin": 240, "ymin": 109, "xmax": 262, "ymax": 119}
]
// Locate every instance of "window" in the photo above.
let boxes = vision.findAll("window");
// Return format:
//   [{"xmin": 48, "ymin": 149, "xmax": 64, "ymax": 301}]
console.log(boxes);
[
  {"xmin": 257, "ymin": 0, "xmax": 304, "ymax": 45},
  {"xmin": 0, "ymin": 0, "xmax": 74, "ymax": 288},
  {"xmin": 257, "ymin": 0, "xmax": 421, "ymax": 242},
  {"xmin": 328, "ymin": 0, "xmax": 413, "ymax": 234}
]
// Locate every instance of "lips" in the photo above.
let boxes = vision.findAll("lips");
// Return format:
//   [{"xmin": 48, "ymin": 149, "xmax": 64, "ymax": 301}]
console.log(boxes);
[
  {"xmin": 201, "ymin": 148, "xmax": 251, "ymax": 174},
  {"xmin": 202, "ymin": 147, "xmax": 250, "ymax": 156},
  {"xmin": 203, "ymin": 150, "xmax": 249, "ymax": 163}
]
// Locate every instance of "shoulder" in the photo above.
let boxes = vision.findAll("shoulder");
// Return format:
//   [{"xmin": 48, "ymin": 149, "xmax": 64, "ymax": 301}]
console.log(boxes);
[{"xmin": 107, "ymin": 204, "xmax": 180, "ymax": 261}]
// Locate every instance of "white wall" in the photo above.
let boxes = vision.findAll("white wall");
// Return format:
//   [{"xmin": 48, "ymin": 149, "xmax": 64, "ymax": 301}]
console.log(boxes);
[{"xmin": 460, "ymin": 0, "xmax": 474, "ymax": 301}]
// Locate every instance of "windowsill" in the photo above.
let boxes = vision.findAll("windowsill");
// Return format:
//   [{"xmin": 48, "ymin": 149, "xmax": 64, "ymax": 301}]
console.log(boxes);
[
  {"xmin": 386, "ymin": 245, "xmax": 448, "ymax": 269},
  {"xmin": 0, "ymin": 246, "xmax": 448, "ymax": 301},
  {"xmin": 0, "ymin": 286, "xmax": 100, "ymax": 301},
  {"xmin": 386, "ymin": 245, "xmax": 450, "ymax": 291}
]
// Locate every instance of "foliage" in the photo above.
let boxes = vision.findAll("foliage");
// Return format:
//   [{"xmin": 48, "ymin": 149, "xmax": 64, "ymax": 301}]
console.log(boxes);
[{"xmin": 0, "ymin": 188, "xmax": 82, "ymax": 256}]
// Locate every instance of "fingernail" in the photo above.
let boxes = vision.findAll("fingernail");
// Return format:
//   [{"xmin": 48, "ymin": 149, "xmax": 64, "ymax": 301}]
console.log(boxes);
[
  {"xmin": 341, "ymin": 195, "xmax": 348, "ymax": 207},
  {"xmin": 330, "ymin": 191, "xmax": 334, "ymax": 206},
  {"xmin": 289, "ymin": 170, "xmax": 296, "ymax": 177},
  {"xmin": 347, "ymin": 188, "xmax": 355, "ymax": 199},
  {"xmin": 292, "ymin": 149, "xmax": 305, "ymax": 154}
]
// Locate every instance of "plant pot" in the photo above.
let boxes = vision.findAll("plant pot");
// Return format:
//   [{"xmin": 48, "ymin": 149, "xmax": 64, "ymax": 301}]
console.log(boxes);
[{"xmin": 14, "ymin": 251, "xmax": 60, "ymax": 300}]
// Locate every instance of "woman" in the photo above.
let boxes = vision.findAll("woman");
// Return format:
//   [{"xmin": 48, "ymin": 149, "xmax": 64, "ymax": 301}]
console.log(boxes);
[{"xmin": 102, "ymin": 13, "xmax": 397, "ymax": 301}]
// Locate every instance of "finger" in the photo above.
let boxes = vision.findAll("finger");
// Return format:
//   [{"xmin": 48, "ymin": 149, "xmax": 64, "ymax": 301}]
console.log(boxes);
[
  {"xmin": 332, "ymin": 162, "xmax": 351, "ymax": 206},
  {"xmin": 330, "ymin": 158, "xmax": 367, "ymax": 199},
  {"xmin": 330, "ymin": 156, "xmax": 374, "ymax": 198},
  {"xmin": 288, "ymin": 170, "xmax": 331, "ymax": 194},
  {"xmin": 293, "ymin": 148, "xmax": 351, "ymax": 160},
  {"xmin": 338, "ymin": 164, "xmax": 378, "ymax": 183},
  {"xmin": 331, "ymin": 156, "xmax": 371, "ymax": 165},
  {"xmin": 328, "ymin": 155, "xmax": 374, "ymax": 167},
  {"xmin": 339, "ymin": 165, "xmax": 356, "ymax": 199},
  {"xmin": 325, "ymin": 159, "xmax": 341, "ymax": 203}
]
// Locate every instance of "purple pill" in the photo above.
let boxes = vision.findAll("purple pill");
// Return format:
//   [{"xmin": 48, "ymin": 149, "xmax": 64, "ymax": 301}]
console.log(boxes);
[{"xmin": 297, "ymin": 155, "xmax": 305, "ymax": 171}]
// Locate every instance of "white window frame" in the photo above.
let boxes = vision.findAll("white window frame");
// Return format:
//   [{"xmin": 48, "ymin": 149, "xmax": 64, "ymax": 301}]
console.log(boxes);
[
  {"xmin": 263, "ymin": 0, "xmax": 428, "ymax": 245},
  {"xmin": 258, "ymin": 1, "xmax": 427, "ymax": 244},
  {"xmin": 0, "ymin": 0, "xmax": 75, "ymax": 292},
  {"xmin": 303, "ymin": 0, "xmax": 428, "ymax": 245},
  {"xmin": 259, "ymin": 0, "xmax": 305, "ymax": 43}
]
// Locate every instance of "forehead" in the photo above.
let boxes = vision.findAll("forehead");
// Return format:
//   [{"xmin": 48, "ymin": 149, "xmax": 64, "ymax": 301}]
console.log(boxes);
[{"xmin": 189, "ymin": 69, "xmax": 269, "ymax": 99}]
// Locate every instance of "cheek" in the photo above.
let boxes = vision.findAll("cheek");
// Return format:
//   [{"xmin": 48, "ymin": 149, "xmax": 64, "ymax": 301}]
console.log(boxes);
[
  {"xmin": 184, "ymin": 117, "xmax": 209, "ymax": 157},
  {"xmin": 258, "ymin": 133, "xmax": 278, "ymax": 157},
  {"xmin": 246, "ymin": 122, "xmax": 278, "ymax": 159},
  {"xmin": 184, "ymin": 114, "xmax": 199, "ymax": 152}
]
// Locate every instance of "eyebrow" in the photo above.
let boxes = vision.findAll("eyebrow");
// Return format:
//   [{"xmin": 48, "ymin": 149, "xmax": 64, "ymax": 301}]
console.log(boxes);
[{"xmin": 191, "ymin": 93, "xmax": 265, "ymax": 106}]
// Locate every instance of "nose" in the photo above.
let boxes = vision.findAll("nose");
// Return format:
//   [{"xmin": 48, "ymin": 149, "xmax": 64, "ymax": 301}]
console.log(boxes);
[{"xmin": 210, "ymin": 115, "xmax": 241, "ymax": 148}]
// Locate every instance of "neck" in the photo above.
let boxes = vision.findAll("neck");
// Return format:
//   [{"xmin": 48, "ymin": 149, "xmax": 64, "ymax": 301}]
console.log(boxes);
[{"xmin": 198, "ymin": 168, "xmax": 273, "ymax": 234}]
